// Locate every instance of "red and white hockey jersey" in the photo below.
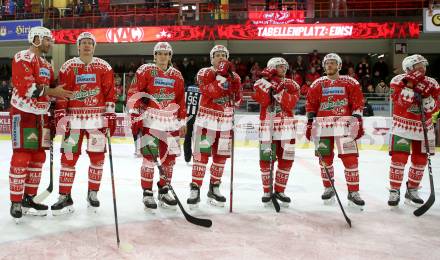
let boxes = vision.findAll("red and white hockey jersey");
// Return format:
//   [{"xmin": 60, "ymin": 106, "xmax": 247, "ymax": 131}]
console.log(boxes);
[
  {"xmin": 306, "ymin": 75, "xmax": 364, "ymax": 137},
  {"xmin": 252, "ymin": 77, "xmax": 300, "ymax": 141},
  {"xmin": 195, "ymin": 67, "xmax": 242, "ymax": 131},
  {"xmin": 10, "ymin": 49, "xmax": 54, "ymax": 115},
  {"xmin": 128, "ymin": 63, "xmax": 185, "ymax": 131},
  {"xmin": 390, "ymin": 74, "xmax": 440, "ymax": 140},
  {"xmin": 56, "ymin": 57, "xmax": 115, "ymax": 129}
]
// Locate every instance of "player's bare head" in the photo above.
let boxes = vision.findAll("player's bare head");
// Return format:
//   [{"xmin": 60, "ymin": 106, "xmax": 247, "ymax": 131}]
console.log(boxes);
[
  {"xmin": 402, "ymin": 54, "xmax": 428, "ymax": 75},
  {"xmin": 153, "ymin": 42, "xmax": 173, "ymax": 67},
  {"xmin": 210, "ymin": 45, "xmax": 229, "ymax": 67},
  {"xmin": 76, "ymin": 32, "xmax": 96, "ymax": 56},
  {"xmin": 267, "ymin": 57, "xmax": 288, "ymax": 77},
  {"xmin": 28, "ymin": 26, "xmax": 53, "ymax": 54},
  {"xmin": 323, "ymin": 53, "xmax": 342, "ymax": 76}
]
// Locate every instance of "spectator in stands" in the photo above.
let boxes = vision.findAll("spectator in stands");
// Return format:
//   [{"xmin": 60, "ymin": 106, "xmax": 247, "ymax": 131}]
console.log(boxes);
[
  {"xmin": 360, "ymin": 75, "xmax": 372, "ymax": 93},
  {"xmin": 181, "ymin": 57, "xmax": 198, "ymax": 86},
  {"xmin": 0, "ymin": 80, "xmax": 10, "ymax": 111},
  {"xmin": 235, "ymin": 57, "xmax": 248, "ymax": 80},
  {"xmin": 375, "ymin": 80, "xmax": 390, "ymax": 97},
  {"xmin": 329, "ymin": 0, "xmax": 347, "ymax": 17},
  {"xmin": 98, "ymin": 0, "xmax": 110, "ymax": 27},
  {"xmin": 293, "ymin": 55, "xmax": 307, "ymax": 77},
  {"xmin": 347, "ymin": 66, "xmax": 358, "ymax": 80},
  {"xmin": 356, "ymin": 56, "xmax": 370, "ymax": 79},
  {"xmin": 363, "ymin": 99, "xmax": 374, "ymax": 117},
  {"xmin": 291, "ymin": 69, "xmax": 304, "ymax": 86},
  {"xmin": 372, "ymin": 56, "xmax": 389, "ymax": 81},
  {"xmin": 300, "ymin": 79, "xmax": 312, "ymax": 98},
  {"xmin": 308, "ymin": 50, "xmax": 322, "ymax": 75},
  {"xmin": 0, "ymin": 64, "xmax": 11, "ymax": 81},
  {"xmin": 113, "ymin": 61, "xmax": 125, "ymax": 75},
  {"xmin": 305, "ymin": 66, "xmax": 320, "ymax": 83},
  {"xmin": 242, "ymin": 76, "xmax": 253, "ymax": 90},
  {"xmin": 341, "ymin": 56, "xmax": 354, "ymax": 75},
  {"xmin": 250, "ymin": 62, "xmax": 262, "ymax": 82},
  {"xmin": 365, "ymin": 83, "xmax": 376, "ymax": 98},
  {"xmin": 201, "ymin": 56, "xmax": 210, "ymax": 68}
]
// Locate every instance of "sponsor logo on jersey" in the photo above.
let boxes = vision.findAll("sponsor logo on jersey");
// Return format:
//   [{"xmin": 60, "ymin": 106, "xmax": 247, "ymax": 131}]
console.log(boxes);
[
  {"xmin": 322, "ymin": 86, "xmax": 345, "ymax": 96},
  {"xmin": 12, "ymin": 115, "xmax": 21, "ymax": 149},
  {"xmin": 407, "ymin": 104, "xmax": 421, "ymax": 115},
  {"xmin": 76, "ymin": 74, "xmax": 97, "ymax": 84},
  {"xmin": 154, "ymin": 77, "xmax": 175, "ymax": 88},
  {"xmin": 319, "ymin": 97, "xmax": 348, "ymax": 111},
  {"xmin": 152, "ymin": 88, "xmax": 175, "ymax": 102},
  {"xmin": 72, "ymin": 85, "xmax": 100, "ymax": 101},
  {"xmin": 397, "ymin": 138, "xmax": 409, "ymax": 145},
  {"xmin": 187, "ymin": 85, "xmax": 200, "ymax": 93},
  {"xmin": 39, "ymin": 68, "xmax": 50, "ymax": 78}
]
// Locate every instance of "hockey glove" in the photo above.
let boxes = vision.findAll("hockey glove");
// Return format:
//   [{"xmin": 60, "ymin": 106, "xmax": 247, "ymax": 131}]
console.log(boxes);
[
  {"xmin": 414, "ymin": 80, "xmax": 433, "ymax": 98},
  {"xmin": 305, "ymin": 112, "xmax": 316, "ymax": 141},
  {"xmin": 403, "ymin": 70, "xmax": 425, "ymax": 87},
  {"xmin": 260, "ymin": 67, "xmax": 277, "ymax": 80},
  {"xmin": 217, "ymin": 60, "xmax": 233, "ymax": 77},
  {"xmin": 352, "ymin": 114, "xmax": 364, "ymax": 140}
]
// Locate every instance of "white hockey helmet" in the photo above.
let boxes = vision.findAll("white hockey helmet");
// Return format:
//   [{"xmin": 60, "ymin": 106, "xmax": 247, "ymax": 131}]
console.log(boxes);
[
  {"xmin": 76, "ymin": 31, "xmax": 96, "ymax": 48},
  {"xmin": 210, "ymin": 45, "xmax": 229, "ymax": 64},
  {"xmin": 153, "ymin": 42, "xmax": 173, "ymax": 56},
  {"xmin": 402, "ymin": 54, "xmax": 428, "ymax": 73},
  {"xmin": 28, "ymin": 26, "xmax": 53, "ymax": 47},
  {"xmin": 322, "ymin": 53, "xmax": 342, "ymax": 70},
  {"xmin": 267, "ymin": 57, "xmax": 288, "ymax": 69}
]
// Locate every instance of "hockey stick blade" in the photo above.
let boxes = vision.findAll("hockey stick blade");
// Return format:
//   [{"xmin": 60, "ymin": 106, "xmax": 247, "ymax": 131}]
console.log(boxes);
[
  {"xmin": 145, "ymin": 145, "xmax": 212, "ymax": 228},
  {"xmin": 33, "ymin": 188, "xmax": 52, "ymax": 204},
  {"xmin": 168, "ymin": 186, "xmax": 212, "ymax": 228},
  {"xmin": 414, "ymin": 173, "xmax": 435, "ymax": 217},
  {"xmin": 271, "ymin": 196, "xmax": 281, "ymax": 212}
]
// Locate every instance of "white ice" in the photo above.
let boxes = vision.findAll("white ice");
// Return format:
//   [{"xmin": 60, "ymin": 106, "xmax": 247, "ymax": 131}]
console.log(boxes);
[{"xmin": 0, "ymin": 139, "xmax": 440, "ymax": 259}]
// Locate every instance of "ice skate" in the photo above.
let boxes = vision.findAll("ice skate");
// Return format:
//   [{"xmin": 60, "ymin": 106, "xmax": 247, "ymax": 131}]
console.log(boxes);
[
  {"xmin": 51, "ymin": 194, "xmax": 74, "ymax": 216},
  {"xmin": 22, "ymin": 194, "xmax": 48, "ymax": 216},
  {"xmin": 87, "ymin": 190, "xmax": 100, "ymax": 213},
  {"xmin": 187, "ymin": 183, "xmax": 200, "ymax": 209},
  {"xmin": 321, "ymin": 187, "xmax": 335, "ymax": 205},
  {"xmin": 10, "ymin": 202, "xmax": 22, "ymax": 223},
  {"xmin": 274, "ymin": 192, "xmax": 291, "ymax": 208},
  {"xmin": 388, "ymin": 189, "xmax": 400, "ymax": 207},
  {"xmin": 404, "ymin": 185, "xmax": 424, "ymax": 206},
  {"xmin": 347, "ymin": 191, "xmax": 365, "ymax": 210},
  {"xmin": 262, "ymin": 192, "xmax": 271, "ymax": 205},
  {"xmin": 157, "ymin": 183, "xmax": 177, "ymax": 209},
  {"xmin": 143, "ymin": 189, "xmax": 157, "ymax": 212},
  {"xmin": 207, "ymin": 183, "xmax": 226, "ymax": 207}
]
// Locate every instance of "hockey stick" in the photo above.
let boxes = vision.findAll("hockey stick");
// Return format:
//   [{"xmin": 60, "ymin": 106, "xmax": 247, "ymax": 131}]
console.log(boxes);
[
  {"xmin": 107, "ymin": 131, "xmax": 134, "ymax": 252},
  {"xmin": 34, "ymin": 117, "xmax": 54, "ymax": 204},
  {"xmin": 145, "ymin": 144, "xmax": 213, "ymax": 228},
  {"xmin": 414, "ymin": 94, "xmax": 435, "ymax": 217},
  {"xmin": 268, "ymin": 90, "xmax": 281, "ymax": 212},
  {"xmin": 229, "ymin": 95, "xmax": 235, "ymax": 213},
  {"xmin": 314, "ymin": 139, "xmax": 352, "ymax": 228}
]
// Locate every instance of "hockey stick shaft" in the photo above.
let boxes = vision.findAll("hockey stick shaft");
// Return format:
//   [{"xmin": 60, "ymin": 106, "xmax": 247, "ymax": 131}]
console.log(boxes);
[
  {"xmin": 268, "ymin": 91, "xmax": 280, "ymax": 212},
  {"xmin": 33, "ymin": 117, "xmax": 54, "ymax": 204},
  {"xmin": 106, "ymin": 131, "xmax": 121, "ymax": 247},
  {"xmin": 314, "ymin": 140, "xmax": 352, "ymax": 227},
  {"xmin": 230, "ymin": 95, "xmax": 235, "ymax": 213},
  {"xmin": 414, "ymin": 94, "xmax": 435, "ymax": 216},
  {"xmin": 145, "ymin": 144, "xmax": 212, "ymax": 228}
]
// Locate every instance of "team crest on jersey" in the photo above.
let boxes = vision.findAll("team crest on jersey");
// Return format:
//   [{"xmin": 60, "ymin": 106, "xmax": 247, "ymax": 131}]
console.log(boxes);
[
  {"xmin": 76, "ymin": 74, "xmax": 97, "ymax": 84},
  {"xmin": 154, "ymin": 77, "xmax": 175, "ymax": 88},
  {"xmin": 73, "ymin": 67, "xmax": 78, "ymax": 75},
  {"xmin": 322, "ymin": 87, "xmax": 345, "ymax": 96},
  {"xmin": 72, "ymin": 85, "xmax": 100, "ymax": 101},
  {"xmin": 39, "ymin": 68, "xmax": 50, "ymax": 78},
  {"xmin": 150, "ymin": 69, "xmax": 158, "ymax": 77}
]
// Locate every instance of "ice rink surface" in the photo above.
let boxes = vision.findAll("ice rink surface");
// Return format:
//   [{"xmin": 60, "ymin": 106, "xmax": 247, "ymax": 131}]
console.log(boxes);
[{"xmin": 0, "ymin": 140, "xmax": 440, "ymax": 259}]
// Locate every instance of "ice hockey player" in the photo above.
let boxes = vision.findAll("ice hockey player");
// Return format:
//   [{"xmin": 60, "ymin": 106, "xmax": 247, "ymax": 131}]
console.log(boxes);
[
  {"xmin": 387, "ymin": 54, "xmax": 439, "ymax": 207},
  {"xmin": 252, "ymin": 57, "xmax": 300, "ymax": 207},
  {"xmin": 183, "ymin": 82, "xmax": 201, "ymax": 165},
  {"xmin": 187, "ymin": 45, "xmax": 242, "ymax": 207},
  {"xmin": 128, "ymin": 42, "xmax": 186, "ymax": 210},
  {"xmin": 9, "ymin": 26, "xmax": 72, "ymax": 221},
  {"xmin": 51, "ymin": 32, "xmax": 116, "ymax": 215},
  {"xmin": 305, "ymin": 53, "xmax": 365, "ymax": 208}
]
